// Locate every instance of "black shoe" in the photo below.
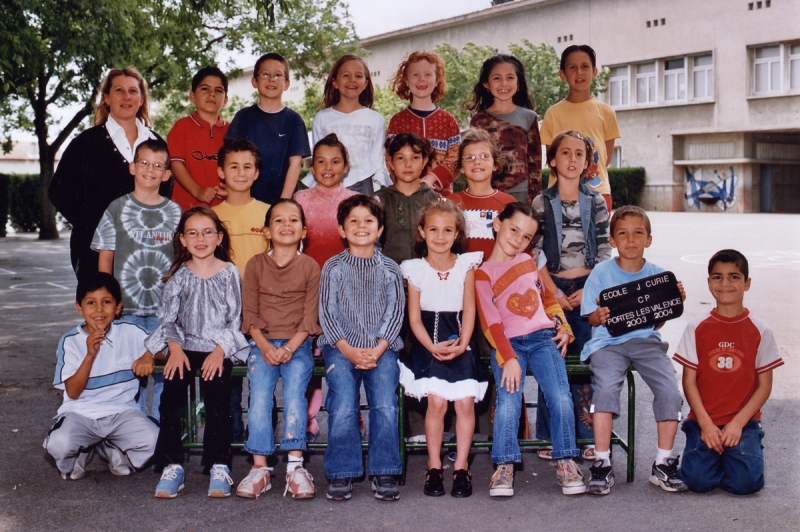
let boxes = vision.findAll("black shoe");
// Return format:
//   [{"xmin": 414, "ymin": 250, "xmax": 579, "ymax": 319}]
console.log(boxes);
[
  {"xmin": 371, "ymin": 475, "xmax": 400, "ymax": 501},
  {"xmin": 326, "ymin": 477, "xmax": 353, "ymax": 501},
  {"xmin": 423, "ymin": 468, "xmax": 445, "ymax": 497},
  {"xmin": 451, "ymin": 469, "xmax": 472, "ymax": 498}
]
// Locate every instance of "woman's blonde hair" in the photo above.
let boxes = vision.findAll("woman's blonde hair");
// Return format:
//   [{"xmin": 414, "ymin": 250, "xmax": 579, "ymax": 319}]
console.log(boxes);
[{"xmin": 93, "ymin": 67, "xmax": 151, "ymax": 127}]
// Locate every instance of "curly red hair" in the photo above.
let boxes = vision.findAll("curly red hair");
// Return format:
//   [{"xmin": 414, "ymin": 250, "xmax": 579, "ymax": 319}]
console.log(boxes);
[{"xmin": 388, "ymin": 50, "xmax": 447, "ymax": 104}]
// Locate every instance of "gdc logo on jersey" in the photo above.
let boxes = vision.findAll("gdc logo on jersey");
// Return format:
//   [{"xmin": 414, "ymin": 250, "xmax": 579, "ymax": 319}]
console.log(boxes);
[{"xmin": 707, "ymin": 346, "xmax": 743, "ymax": 373}]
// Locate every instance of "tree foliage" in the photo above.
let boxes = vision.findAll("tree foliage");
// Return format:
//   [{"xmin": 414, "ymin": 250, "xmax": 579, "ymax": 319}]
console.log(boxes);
[
  {"xmin": 434, "ymin": 42, "xmax": 497, "ymax": 127},
  {"xmin": 0, "ymin": 0, "xmax": 359, "ymax": 238}
]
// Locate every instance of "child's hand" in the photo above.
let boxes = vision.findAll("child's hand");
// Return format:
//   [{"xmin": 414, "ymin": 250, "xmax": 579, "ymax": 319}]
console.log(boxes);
[
  {"xmin": 552, "ymin": 330, "xmax": 571, "ymax": 357},
  {"xmin": 430, "ymin": 339, "xmax": 458, "ymax": 361},
  {"xmin": 86, "ymin": 328, "xmax": 105, "ymax": 358},
  {"xmin": 720, "ymin": 420, "xmax": 744, "ymax": 448},
  {"xmin": 214, "ymin": 185, "xmax": 228, "ymax": 200},
  {"xmin": 353, "ymin": 350, "xmax": 377, "ymax": 370},
  {"xmin": 197, "ymin": 186, "xmax": 218, "ymax": 204},
  {"xmin": 132, "ymin": 352, "xmax": 155, "ymax": 377},
  {"xmin": 589, "ymin": 299, "xmax": 611, "ymax": 326},
  {"xmin": 259, "ymin": 340, "xmax": 282, "ymax": 366},
  {"xmin": 677, "ymin": 281, "xmax": 687, "ymax": 302},
  {"xmin": 699, "ymin": 422, "xmax": 724, "ymax": 454},
  {"xmin": 566, "ymin": 288, "xmax": 583, "ymax": 308},
  {"xmin": 276, "ymin": 344, "xmax": 294, "ymax": 364},
  {"xmin": 558, "ymin": 294, "xmax": 574, "ymax": 311},
  {"xmin": 500, "ymin": 358, "xmax": 522, "ymax": 394},
  {"xmin": 164, "ymin": 346, "xmax": 190, "ymax": 380},
  {"xmin": 420, "ymin": 173, "xmax": 440, "ymax": 190},
  {"xmin": 201, "ymin": 348, "xmax": 225, "ymax": 381}
]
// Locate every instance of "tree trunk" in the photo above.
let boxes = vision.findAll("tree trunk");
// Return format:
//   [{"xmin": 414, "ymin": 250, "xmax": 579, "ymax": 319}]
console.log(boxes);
[{"xmin": 38, "ymin": 153, "xmax": 59, "ymax": 240}]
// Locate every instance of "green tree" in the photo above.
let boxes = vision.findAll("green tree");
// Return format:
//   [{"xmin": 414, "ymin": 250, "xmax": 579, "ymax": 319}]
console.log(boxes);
[
  {"xmin": 0, "ymin": 0, "xmax": 358, "ymax": 239},
  {"xmin": 372, "ymin": 85, "xmax": 405, "ymax": 124},
  {"xmin": 434, "ymin": 42, "xmax": 497, "ymax": 127}
]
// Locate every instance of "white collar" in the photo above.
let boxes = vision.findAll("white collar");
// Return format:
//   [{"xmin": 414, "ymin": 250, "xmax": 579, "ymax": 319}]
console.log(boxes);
[{"xmin": 105, "ymin": 116, "xmax": 155, "ymax": 162}]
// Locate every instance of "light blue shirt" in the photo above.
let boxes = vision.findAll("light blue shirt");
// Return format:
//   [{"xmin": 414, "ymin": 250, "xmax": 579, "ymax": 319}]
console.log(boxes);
[{"xmin": 580, "ymin": 258, "xmax": 664, "ymax": 360}]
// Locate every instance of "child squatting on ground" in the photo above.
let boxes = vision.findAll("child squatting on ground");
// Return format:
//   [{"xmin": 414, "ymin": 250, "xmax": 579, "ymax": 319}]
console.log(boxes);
[
  {"xmin": 318, "ymin": 195, "xmax": 405, "ymax": 502},
  {"xmin": 674, "ymin": 249, "xmax": 783, "ymax": 495},
  {"xmin": 581, "ymin": 205, "xmax": 687, "ymax": 495},
  {"xmin": 476, "ymin": 203, "xmax": 586, "ymax": 497},
  {"xmin": 45, "ymin": 273, "xmax": 159, "ymax": 480}
]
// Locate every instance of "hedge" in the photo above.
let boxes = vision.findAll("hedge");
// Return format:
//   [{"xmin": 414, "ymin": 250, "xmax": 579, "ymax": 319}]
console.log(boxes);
[
  {"xmin": 0, "ymin": 174, "xmax": 9, "ymax": 237},
  {"xmin": 7, "ymin": 174, "xmax": 41, "ymax": 232},
  {"xmin": 541, "ymin": 167, "xmax": 646, "ymax": 209}
]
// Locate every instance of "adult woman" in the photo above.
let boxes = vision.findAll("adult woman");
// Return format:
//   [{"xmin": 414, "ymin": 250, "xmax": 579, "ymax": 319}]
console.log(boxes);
[{"xmin": 49, "ymin": 67, "xmax": 168, "ymax": 276}]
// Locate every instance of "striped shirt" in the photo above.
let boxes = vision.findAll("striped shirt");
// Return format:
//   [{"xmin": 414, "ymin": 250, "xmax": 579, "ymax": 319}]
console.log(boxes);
[{"xmin": 318, "ymin": 250, "xmax": 405, "ymax": 351}]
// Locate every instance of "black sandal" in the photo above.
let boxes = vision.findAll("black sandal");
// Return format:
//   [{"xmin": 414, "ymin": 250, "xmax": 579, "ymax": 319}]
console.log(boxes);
[
  {"xmin": 451, "ymin": 469, "xmax": 472, "ymax": 498},
  {"xmin": 423, "ymin": 468, "xmax": 445, "ymax": 496}
]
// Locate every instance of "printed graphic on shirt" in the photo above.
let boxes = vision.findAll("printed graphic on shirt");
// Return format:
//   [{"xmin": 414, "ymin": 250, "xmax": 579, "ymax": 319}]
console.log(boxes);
[
  {"xmin": 463, "ymin": 209, "xmax": 496, "ymax": 240},
  {"xmin": 325, "ymin": 123, "xmax": 374, "ymax": 177},
  {"xmin": 507, "ymin": 288, "xmax": 539, "ymax": 318},
  {"xmin": 706, "ymin": 343, "xmax": 745, "ymax": 373}
]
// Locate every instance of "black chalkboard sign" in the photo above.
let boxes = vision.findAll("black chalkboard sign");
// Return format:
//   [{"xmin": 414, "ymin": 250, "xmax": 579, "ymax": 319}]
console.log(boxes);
[{"xmin": 599, "ymin": 271, "xmax": 684, "ymax": 337}]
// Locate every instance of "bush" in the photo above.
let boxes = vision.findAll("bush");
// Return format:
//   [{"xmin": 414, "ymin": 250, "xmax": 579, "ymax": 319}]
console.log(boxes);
[
  {"xmin": 540, "ymin": 167, "xmax": 646, "ymax": 209},
  {"xmin": 0, "ymin": 174, "xmax": 9, "ymax": 237},
  {"xmin": 8, "ymin": 174, "xmax": 41, "ymax": 232}
]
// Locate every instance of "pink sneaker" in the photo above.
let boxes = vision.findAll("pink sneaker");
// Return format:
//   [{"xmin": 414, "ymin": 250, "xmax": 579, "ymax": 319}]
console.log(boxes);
[
  {"xmin": 284, "ymin": 467, "xmax": 315, "ymax": 499},
  {"xmin": 236, "ymin": 466, "xmax": 272, "ymax": 499}
]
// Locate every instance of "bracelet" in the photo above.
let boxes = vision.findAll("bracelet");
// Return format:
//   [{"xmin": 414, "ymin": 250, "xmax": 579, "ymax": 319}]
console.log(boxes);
[
  {"xmin": 556, "ymin": 289, "xmax": 565, "ymax": 299},
  {"xmin": 281, "ymin": 345, "xmax": 294, "ymax": 354}
]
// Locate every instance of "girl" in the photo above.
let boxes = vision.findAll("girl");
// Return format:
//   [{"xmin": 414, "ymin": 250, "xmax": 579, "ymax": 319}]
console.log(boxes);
[
  {"xmin": 386, "ymin": 51, "xmax": 461, "ymax": 192},
  {"xmin": 294, "ymin": 134, "xmax": 357, "ymax": 442},
  {"xmin": 146, "ymin": 206, "xmax": 249, "ymax": 499},
  {"xmin": 310, "ymin": 54, "xmax": 390, "ymax": 194},
  {"xmin": 532, "ymin": 130, "xmax": 611, "ymax": 461},
  {"xmin": 476, "ymin": 203, "xmax": 585, "ymax": 497},
  {"xmin": 467, "ymin": 55, "xmax": 542, "ymax": 204},
  {"xmin": 398, "ymin": 201, "xmax": 486, "ymax": 498},
  {"xmin": 450, "ymin": 129, "xmax": 517, "ymax": 260},
  {"xmin": 236, "ymin": 199, "xmax": 322, "ymax": 500}
]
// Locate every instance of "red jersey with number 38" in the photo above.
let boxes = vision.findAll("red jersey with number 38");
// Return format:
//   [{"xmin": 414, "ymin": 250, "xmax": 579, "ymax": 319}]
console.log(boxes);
[{"xmin": 673, "ymin": 309, "xmax": 783, "ymax": 426}]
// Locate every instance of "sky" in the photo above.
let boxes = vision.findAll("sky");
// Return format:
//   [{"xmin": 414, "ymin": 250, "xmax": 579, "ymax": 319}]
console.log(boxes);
[{"xmin": 345, "ymin": 0, "xmax": 491, "ymax": 39}]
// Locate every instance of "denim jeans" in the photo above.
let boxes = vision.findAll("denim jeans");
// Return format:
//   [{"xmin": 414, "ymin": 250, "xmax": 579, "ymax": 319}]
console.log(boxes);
[
  {"xmin": 491, "ymin": 329, "xmax": 580, "ymax": 463},
  {"xmin": 121, "ymin": 314, "xmax": 163, "ymax": 422},
  {"xmin": 322, "ymin": 345, "xmax": 401, "ymax": 479},
  {"xmin": 535, "ymin": 275, "xmax": 594, "ymax": 441},
  {"xmin": 244, "ymin": 338, "xmax": 313, "ymax": 456},
  {"xmin": 679, "ymin": 419, "xmax": 765, "ymax": 495}
]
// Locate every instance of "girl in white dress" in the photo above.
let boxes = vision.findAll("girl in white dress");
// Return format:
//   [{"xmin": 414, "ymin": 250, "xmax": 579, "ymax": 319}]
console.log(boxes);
[{"xmin": 398, "ymin": 201, "xmax": 487, "ymax": 498}]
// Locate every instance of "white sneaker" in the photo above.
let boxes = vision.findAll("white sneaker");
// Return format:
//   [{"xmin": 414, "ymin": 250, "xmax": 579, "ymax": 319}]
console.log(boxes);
[
  {"xmin": 96, "ymin": 442, "xmax": 131, "ymax": 476},
  {"xmin": 61, "ymin": 449, "xmax": 93, "ymax": 480},
  {"xmin": 236, "ymin": 466, "xmax": 273, "ymax": 499},
  {"xmin": 489, "ymin": 464, "xmax": 514, "ymax": 497},
  {"xmin": 284, "ymin": 466, "xmax": 315, "ymax": 499},
  {"xmin": 557, "ymin": 459, "xmax": 587, "ymax": 495}
]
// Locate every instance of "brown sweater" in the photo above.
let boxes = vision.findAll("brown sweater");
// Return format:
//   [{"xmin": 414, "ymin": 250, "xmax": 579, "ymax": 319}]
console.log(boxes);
[{"xmin": 242, "ymin": 252, "xmax": 323, "ymax": 339}]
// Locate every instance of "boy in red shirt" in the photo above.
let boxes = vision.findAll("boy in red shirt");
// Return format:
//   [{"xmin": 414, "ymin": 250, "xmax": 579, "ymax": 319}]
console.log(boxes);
[{"xmin": 673, "ymin": 249, "xmax": 783, "ymax": 495}]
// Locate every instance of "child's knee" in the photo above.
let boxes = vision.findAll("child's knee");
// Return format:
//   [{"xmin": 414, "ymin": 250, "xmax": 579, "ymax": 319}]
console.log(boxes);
[{"xmin": 653, "ymin": 386, "xmax": 683, "ymax": 421}]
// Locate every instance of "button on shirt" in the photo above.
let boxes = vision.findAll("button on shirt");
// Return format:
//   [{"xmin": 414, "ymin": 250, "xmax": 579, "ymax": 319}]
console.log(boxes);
[{"xmin": 105, "ymin": 116, "xmax": 157, "ymax": 163}]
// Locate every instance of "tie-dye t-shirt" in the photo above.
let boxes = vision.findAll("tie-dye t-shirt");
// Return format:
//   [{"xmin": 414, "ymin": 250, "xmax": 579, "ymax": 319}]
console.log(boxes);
[{"xmin": 92, "ymin": 194, "xmax": 181, "ymax": 316}]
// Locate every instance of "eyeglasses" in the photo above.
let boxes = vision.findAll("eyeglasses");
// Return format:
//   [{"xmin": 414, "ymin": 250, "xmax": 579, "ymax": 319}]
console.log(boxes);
[
  {"xmin": 134, "ymin": 160, "xmax": 168, "ymax": 173},
  {"xmin": 183, "ymin": 229, "xmax": 219, "ymax": 239},
  {"xmin": 257, "ymin": 72, "xmax": 286, "ymax": 81},
  {"xmin": 461, "ymin": 153, "xmax": 493, "ymax": 162}
]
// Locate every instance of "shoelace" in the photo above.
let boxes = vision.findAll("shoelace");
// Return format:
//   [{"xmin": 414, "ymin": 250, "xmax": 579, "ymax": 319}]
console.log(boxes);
[
  {"xmin": 160, "ymin": 466, "xmax": 180, "ymax": 481},
  {"xmin": 660, "ymin": 459, "xmax": 680, "ymax": 479},
  {"xmin": 284, "ymin": 468, "xmax": 314, "ymax": 496},
  {"xmin": 590, "ymin": 462, "xmax": 611, "ymax": 480},
  {"xmin": 211, "ymin": 467, "xmax": 233, "ymax": 486}
]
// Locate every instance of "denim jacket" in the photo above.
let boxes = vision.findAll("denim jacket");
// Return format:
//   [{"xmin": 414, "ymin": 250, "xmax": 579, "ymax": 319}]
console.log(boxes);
[{"xmin": 540, "ymin": 183, "xmax": 599, "ymax": 273}]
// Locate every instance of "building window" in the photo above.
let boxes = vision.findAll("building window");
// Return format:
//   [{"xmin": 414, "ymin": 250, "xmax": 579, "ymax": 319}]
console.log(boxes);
[
  {"xmin": 791, "ymin": 45, "xmax": 800, "ymax": 90},
  {"xmin": 664, "ymin": 58, "xmax": 686, "ymax": 101},
  {"xmin": 754, "ymin": 45, "xmax": 781, "ymax": 94},
  {"xmin": 609, "ymin": 146, "xmax": 622, "ymax": 168},
  {"xmin": 609, "ymin": 66, "xmax": 629, "ymax": 107},
  {"xmin": 636, "ymin": 63, "xmax": 656, "ymax": 104},
  {"xmin": 692, "ymin": 55, "xmax": 714, "ymax": 99}
]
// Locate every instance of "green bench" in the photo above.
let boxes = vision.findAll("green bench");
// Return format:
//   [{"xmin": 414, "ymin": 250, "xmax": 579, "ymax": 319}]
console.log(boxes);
[{"xmin": 154, "ymin": 354, "xmax": 636, "ymax": 483}]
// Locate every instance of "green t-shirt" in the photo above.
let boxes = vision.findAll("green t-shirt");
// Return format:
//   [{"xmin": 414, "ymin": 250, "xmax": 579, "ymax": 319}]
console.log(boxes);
[{"xmin": 91, "ymin": 194, "xmax": 181, "ymax": 315}]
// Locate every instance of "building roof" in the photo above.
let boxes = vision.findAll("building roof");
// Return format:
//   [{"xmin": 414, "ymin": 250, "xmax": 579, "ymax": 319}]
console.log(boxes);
[{"xmin": 361, "ymin": 0, "xmax": 567, "ymax": 44}]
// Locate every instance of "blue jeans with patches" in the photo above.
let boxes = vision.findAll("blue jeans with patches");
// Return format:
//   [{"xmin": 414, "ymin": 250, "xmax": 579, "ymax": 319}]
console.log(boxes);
[
  {"xmin": 322, "ymin": 345, "xmax": 401, "ymax": 479},
  {"xmin": 679, "ymin": 419, "xmax": 765, "ymax": 495},
  {"xmin": 244, "ymin": 338, "xmax": 313, "ymax": 456},
  {"xmin": 491, "ymin": 329, "xmax": 580, "ymax": 463}
]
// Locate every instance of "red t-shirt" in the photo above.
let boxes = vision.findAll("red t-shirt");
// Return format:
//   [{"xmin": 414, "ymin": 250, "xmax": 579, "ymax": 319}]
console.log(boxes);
[
  {"xmin": 449, "ymin": 189, "xmax": 517, "ymax": 260},
  {"xmin": 673, "ymin": 309, "xmax": 783, "ymax": 426},
  {"xmin": 293, "ymin": 185, "xmax": 357, "ymax": 269},
  {"xmin": 167, "ymin": 112, "xmax": 229, "ymax": 211}
]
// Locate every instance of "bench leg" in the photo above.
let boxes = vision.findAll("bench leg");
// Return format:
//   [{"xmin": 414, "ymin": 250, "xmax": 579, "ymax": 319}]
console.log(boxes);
[
  {"xmin": 398, "ymin": 385, "xmax": 406, "ymax": 485},
  {"xmin": 626, "ymin": 370, "xmax": 636, "ymax": 482}
]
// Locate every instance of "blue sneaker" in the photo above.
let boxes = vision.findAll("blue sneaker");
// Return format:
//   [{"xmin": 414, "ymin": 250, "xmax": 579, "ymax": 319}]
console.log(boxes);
[
  {"xmin": 208, "ymin": 464, "xmax": 233, "ymax": 498},
  {"xmin": 155, "ymin": 465, "xmax": 184, "ymax": 498}
]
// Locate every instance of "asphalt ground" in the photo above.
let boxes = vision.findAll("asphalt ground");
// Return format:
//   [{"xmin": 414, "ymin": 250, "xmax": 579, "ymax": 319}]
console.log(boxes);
[{"xmin": 0, "ymin": 211, "xmax": 798, "ymax": 532}]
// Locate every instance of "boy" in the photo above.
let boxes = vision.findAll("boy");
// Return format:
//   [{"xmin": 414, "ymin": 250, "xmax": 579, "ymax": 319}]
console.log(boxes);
[
  {"xmin": 91, "ymin": 138, "xmax": 181, "ymax": 420},
  {"xmin": 318, "ymin": 195, "xmax": 405, "ymax": 502},
  {"xmin": 674, "ymin": 250, "xmax": 783, "ymax": 495},
  {"xmin": 226, "ymin": 53, "xmax": 310, "ymax": 206},
  {"xmin": 44, "ymin": 273, "xmax": 159, "ymax": 480},
  {"xmin": 375, "ymin": 133, "xmax": 441, "ymax": 265},
  {"xmin": 540, "ymin": 45, "xmax": 621, "ymax": 212},
  {"xmin": 168, "ymin": 66, "xmax": 230, "ymax": 210},
  {"xmin": 212, "ymin": 137, "xmax": 270, "ymax": 442},
  {"xmin": 581, "ymin": 206, "xmax": 686, "ymax": 495}
]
